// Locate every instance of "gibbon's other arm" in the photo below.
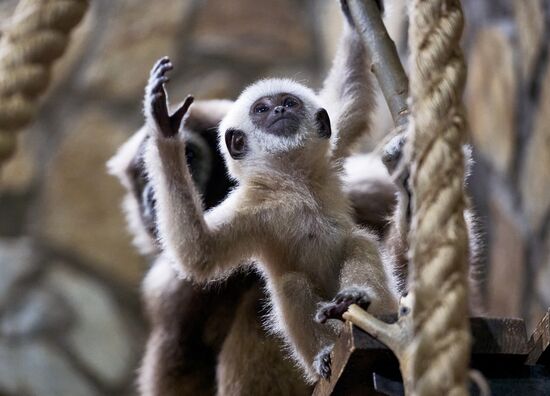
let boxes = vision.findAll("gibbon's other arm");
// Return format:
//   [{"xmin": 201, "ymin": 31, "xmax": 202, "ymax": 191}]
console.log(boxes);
[
  {"xmin": 319, "ymin": 0, "xmax": 379, "ymax": 161},
  {"xmin": 143, "ymin": 58, "xmax": 257, "ymax": 282}
]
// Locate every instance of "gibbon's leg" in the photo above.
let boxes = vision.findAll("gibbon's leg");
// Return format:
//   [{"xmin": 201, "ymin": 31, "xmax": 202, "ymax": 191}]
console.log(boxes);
[
  {"xmin": 217, "ymin": 285, "xmax": 311, "ymax": 396},
  {"xmin": 273, "ymin": 272, "xmax": 340, "ymax": 381},
  {"xmin": 313, "ymin": 234, "xmax": 398, "ymax": 379}
]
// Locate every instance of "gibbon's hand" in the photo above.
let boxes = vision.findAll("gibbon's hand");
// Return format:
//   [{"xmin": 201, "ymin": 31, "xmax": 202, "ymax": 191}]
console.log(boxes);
[
  {"xmin": 382, "ymin": 132, "xmax": 412, "ymax": 222},
  {"xmin": 315, "ymin": 286, "xmax": 371, "ymax": 323},
  {"xmin": 381, "ymin": 132, "xmax": 406, "ymax": 175},
  {"xmin": 340, "ymin": 0, "xmax": 384, "ymax": 28},
  {"xmin": 146, "ymin": 56, "xmax": 194, "ymax": 138}
]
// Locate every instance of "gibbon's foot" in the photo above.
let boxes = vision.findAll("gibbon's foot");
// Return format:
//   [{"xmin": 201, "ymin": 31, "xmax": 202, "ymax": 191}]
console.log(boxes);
[
  {"xmin": 381, "ymin": 133, "xmax": 406, "ymax": 175},
  {"xmin": 313, "ymin": 345, "xmax": 333, "ymax": 380},
  {"xmin": 145, "ymin": 56, "xmax": 194, "ymax": 138},
  {"xmin": 382, "ymin": 133, "xmax": 412, "ymax": 222},
  {"xmin": 340, "ymin": 0, "xmax": 384, "ymax": 27},
  {"xmin": 315, "ymin": 286, "xmax": 371, "ymax": 324},
  {"xmin": 382, "ymin": 133, "xmax": 410, "ymax": 190}
]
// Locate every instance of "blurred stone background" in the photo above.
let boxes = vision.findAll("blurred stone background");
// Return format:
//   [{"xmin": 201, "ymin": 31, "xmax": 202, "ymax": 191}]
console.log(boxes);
[{"xmin": 0, "ymin": 0, "xmax": 548, "ymax": 395}]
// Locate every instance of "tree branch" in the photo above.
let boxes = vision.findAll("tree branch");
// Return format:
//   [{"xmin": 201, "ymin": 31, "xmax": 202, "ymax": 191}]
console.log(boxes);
[{"xmin": 347, "ymin": 0, "xmax": 410, "ymax": 127}]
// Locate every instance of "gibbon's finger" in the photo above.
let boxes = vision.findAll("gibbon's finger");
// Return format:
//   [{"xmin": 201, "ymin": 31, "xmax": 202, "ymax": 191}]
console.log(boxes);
[
  {"xmin": 170, "ymin": 95, "xmax": 195, "ymax": 133},
  {"xmin": 315, "ymin": 303, "xmax": 344, "ymax": 323},
  {"xmin": 151, "ymin": 56, "xmax": 170, "ymax": 75},
  {"xmin": 151, "ymin": 76, "xmax": 169, "ymax": 95},
  {"xmin": 151, "ymin": 94, "xmax": 173, "ymax": 137},
  {"xmin": 314, "ymin": 346, "xmax": 334, "ymax": 380},
  {"xmin": 155, "ymin": 63, "xmax": 173, "ymax": 79},
  {"xmin": 320, "ymin": 353, "xmax": 331, "ymax": 379}
]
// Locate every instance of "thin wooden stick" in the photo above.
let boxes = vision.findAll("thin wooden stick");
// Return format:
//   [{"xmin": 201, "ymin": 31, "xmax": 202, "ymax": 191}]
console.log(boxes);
[{"xmin": 346, "ymin": 0, "xmax": 409, "ymax": 127}]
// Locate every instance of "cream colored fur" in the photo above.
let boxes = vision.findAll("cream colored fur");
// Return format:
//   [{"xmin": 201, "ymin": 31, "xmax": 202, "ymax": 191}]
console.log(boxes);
[{"xmin": 144, "ymin": 28, "xmax": 399, "ymax": 381}]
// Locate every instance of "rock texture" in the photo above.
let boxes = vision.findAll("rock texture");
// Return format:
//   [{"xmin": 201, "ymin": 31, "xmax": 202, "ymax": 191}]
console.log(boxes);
[{"xmin": 467, "ymin": 27, "xmax": 517, "ymax": 176}]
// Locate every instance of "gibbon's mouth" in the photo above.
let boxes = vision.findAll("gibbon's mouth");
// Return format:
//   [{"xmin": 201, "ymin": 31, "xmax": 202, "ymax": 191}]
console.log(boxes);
[{"xmin": 269, "ymin": 116, "xmax": 298, "ymax": 128}]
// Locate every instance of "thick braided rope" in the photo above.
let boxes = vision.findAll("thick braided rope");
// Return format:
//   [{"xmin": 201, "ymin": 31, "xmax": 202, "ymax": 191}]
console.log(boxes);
[
  {"xmin": 0, "ymin": 0, "xmax": 88, "ymax": 165},
  {"xmin": 407, "ymin": 0, "xmax": 471, "ymax": 395}
]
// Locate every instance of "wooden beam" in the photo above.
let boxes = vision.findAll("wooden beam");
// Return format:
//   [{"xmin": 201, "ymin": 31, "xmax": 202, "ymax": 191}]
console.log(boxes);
[
  {"xmin": 312, "ymin": 321, "xmax": 397, "ymax": 396},
  {"xmin": 313, "ymin": 317, "xmax": 529, "ymax": 396}
]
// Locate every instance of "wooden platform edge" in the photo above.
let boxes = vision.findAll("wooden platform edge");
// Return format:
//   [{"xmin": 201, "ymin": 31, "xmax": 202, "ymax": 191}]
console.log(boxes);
[
  {"xmin": 527, "ymin": 309, "xmax": 550, "ymax": 365},
  {"xmin": 312, "ymin": 322, "xmax": 356, "ymax": 396},
  {"xmin": 313, "ymin": 316, "xmax": 533, "ymax": 396}
]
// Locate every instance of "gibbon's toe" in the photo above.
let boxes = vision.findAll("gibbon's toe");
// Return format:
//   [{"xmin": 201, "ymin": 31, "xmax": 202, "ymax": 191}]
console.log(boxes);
[{"xmin": 314, "ymin": 346, "xmax": 333, "ymax": 380}]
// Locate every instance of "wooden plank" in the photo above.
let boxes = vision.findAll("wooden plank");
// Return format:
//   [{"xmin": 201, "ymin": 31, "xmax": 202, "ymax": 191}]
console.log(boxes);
[
  {"xmin": 312, "ymin": 322, "xmax": 355, "ymax": 396},
  {"xmin": 527, "ymin": 309, "xmax": 550, "ymax": 366},
  {"xmin": 313, "ymin": 322, "xmax": 395, "ymax": 396},
  {"xmin": 313, "ymin": 317, "xmax": 530, "ymax": 395}
]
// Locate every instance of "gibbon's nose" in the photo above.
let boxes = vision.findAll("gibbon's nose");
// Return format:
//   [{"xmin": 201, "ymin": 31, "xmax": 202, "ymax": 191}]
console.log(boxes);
[{"xmin": 274, "ymin": 105, "xmax": 285, "ymax": 114}]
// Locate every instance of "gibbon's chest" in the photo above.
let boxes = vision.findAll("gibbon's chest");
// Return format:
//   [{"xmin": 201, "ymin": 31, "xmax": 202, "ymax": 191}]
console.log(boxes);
[
  {"xmin": 244, "ymin": 179, "xmax": 351, "ymax": 265},
  {"xmin": 263, "ymin": 202, "xmax": 349, "ymax": 273}
]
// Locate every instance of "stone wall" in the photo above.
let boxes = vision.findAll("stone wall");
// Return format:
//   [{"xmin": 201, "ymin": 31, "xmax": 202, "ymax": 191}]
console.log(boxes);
[
  {"xmin": 0, "ymin": 0, "xmax": 549, "ymax": 395},
  {"xmin": 462, "ymin": 0, "xmax": 550, "ymax": 328}
]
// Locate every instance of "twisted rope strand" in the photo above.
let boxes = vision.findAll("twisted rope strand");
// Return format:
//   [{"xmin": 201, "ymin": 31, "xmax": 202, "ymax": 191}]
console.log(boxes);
[
  {"xmin": 407, "ymin": 0, "xmax": 471, "ymax": 395},
  {"xmin": 0, "ymin": 0, "xmax": 88, "ymax": 164}
]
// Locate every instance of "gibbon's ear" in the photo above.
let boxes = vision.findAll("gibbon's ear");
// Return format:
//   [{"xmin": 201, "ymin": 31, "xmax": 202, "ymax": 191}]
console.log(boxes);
[
  {"xmin": 315, "ymin": 109, "xmax": 331, "ymax": 139},
  {"xmin": 225, "ymin": 128, "xmax": 248, "ymax": 160}
]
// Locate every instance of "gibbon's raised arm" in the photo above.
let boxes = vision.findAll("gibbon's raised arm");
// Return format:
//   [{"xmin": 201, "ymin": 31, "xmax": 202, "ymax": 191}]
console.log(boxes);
[
  {"xmin": 143, "ymin": 58, "xmax": 259, "ymax": 282},
  {"xmin": 318, "ymin": 0, "xmax": 377, "ymax": 161},
  {"xmin": 147, "ymin": 146, "xmax": 260, "ymax": 281}
]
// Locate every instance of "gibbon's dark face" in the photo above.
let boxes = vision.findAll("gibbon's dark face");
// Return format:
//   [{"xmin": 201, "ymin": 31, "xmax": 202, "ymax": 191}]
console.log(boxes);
[
  {"xmin": 224, "ymin": 90, "xmax": 332, "ymax": 160},
  {"xmin": 127, "ymin": 139, "xmax": 223, "ymax": 239},
  {"xmin": 249, "ymin": 93, "xmax": 305, "ymax": 137}
]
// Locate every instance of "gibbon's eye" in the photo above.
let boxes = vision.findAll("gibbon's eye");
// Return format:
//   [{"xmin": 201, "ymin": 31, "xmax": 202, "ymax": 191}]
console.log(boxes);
[
  {"xmin": 254, "ymin": 103, "xmax": 269, "ymax": 114},
  {"xmin": 283, "ymin": 97, "xmax": 298, "ymax": 108},
  {"xmin": 225, "ymin": 128, "xmax": 248, "ymax": 160},
  {"xmin": 185, "ymin": 145, "xmax": 197, "ymax": 162}
]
